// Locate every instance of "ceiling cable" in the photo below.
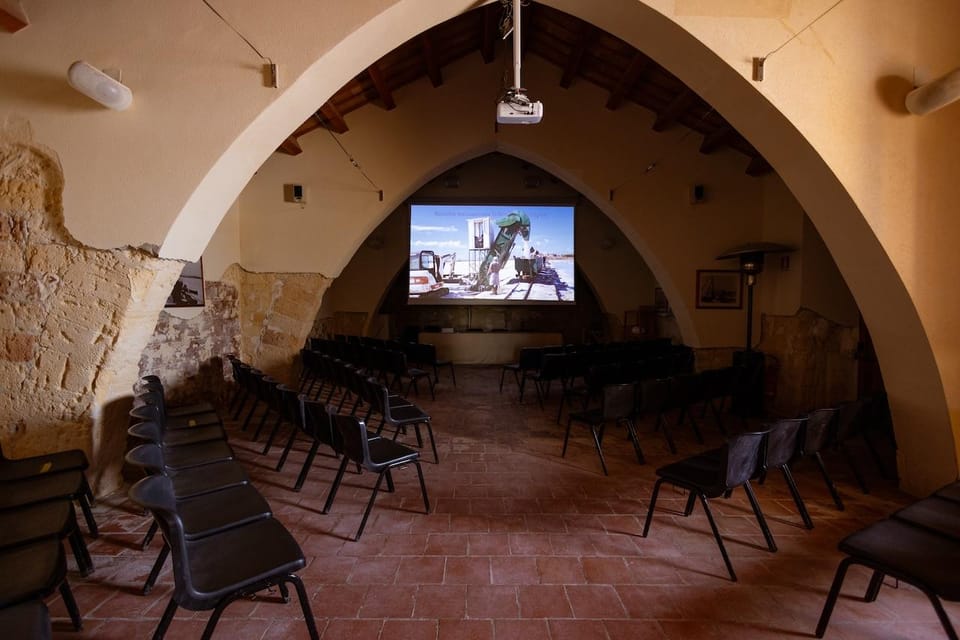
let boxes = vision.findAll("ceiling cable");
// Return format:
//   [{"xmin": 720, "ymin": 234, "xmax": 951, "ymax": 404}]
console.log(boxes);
[
  {"xmin": 202, "ymin": 0, "xmax": 278, "ymax": 87},
  {"xmin": 753, "ymin": 0, "xmax": 846, "ymax": 81},
  {"xmin": 317, "ymin": 116, "xmax": 384, "ymax": 202}
]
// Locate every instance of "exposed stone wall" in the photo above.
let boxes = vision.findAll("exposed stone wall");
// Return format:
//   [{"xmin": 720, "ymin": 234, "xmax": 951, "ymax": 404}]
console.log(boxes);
[
  {"xmin": 237, "ymin": 267, "xmax": 330, "ymax": 383},
  {"xmin": 0, "ymin": 130, "xmax": 182, "ymax": 494},
  {"xmin": 759, "ymin": 307, "xmax": 858, "ymax": 417},
  {"xmin": 138, "ymin": 277, "xmax": 241, "ymax": 408}
]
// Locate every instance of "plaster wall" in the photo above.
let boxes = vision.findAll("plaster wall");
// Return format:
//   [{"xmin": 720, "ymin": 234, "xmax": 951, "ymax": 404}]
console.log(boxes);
[{"xmin": 1, "ymin": 0, "xmax": 957, "ymax": 492}]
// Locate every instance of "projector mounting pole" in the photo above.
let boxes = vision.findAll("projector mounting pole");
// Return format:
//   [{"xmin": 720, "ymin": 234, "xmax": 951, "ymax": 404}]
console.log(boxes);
[{"xmin": 512, "ymin": 0, "xmax": 522, "ymax": 90}]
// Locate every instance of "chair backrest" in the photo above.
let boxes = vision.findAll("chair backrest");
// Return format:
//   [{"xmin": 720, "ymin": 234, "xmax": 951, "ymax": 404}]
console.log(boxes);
[
  {"xmin": 331, "ymin": 413, "xmax": 373, "ymax": 468},
  {"xmin": 538, "ymin": 353, "xmax": 566, "ymax": 379},
  {"xmin": 124, "ymin": 442, "xmax": 165, "ymax": 474},
  {"xmin": 517, "ymin": 347, "xmax": 543, "ymax": 371},
  {"xmin": 277, "ymin": 385, "xmax": 302, "ymax": 426},
  {"xmin": 602, "ymin": 383, "xmax": 636, "ymax": 420},
  {"xmin": 300, "ymin": 397, "xmax": 340, "ymax": 450},
  {"xmin": 128, "ymin": 421, "xmax": 165, "ymax": 445},
  {"xmin": 835, "ymin": 398, "xmax": 868, "ymax": 441},
  {"xmin": 763, "ymin": 418, "xmax": 807, "ymax": 468},
  {"xmin": 127, "ymin": 475, "xmax": 199, "ymax": 607},
  {"xmin": 803, "ymin": 407, "xmax": 839, "ymax": 454},
  {"xmin": 722, "ymin": 430, "xmax": 768, "ymax": 488},
  {"xmin": 638, "ymin": 378, "xmax": 671, "ymax": 413}
]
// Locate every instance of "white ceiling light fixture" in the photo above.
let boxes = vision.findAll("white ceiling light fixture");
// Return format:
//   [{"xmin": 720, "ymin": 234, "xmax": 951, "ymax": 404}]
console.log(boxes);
[
  {"xmin": 67, "ymin": 61, "xmax": 133, "ymax": 110},
  {"xmin": 496, "ymin": 0, "xmax": 543, "ymax": 125},
  {"xmin": 906, "ymin": 68, "xmax": 960, "ymax": 115}
]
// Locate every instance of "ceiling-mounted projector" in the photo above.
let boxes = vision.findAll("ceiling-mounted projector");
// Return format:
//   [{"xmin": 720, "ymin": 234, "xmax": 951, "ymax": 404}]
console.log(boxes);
[
  {"xmin": 497, "ymin": 92, "xmax": 543, "ymax": 125},
  {"xmin": 497, "ymin": 0, "xmax": 543, "ymax": 125}
]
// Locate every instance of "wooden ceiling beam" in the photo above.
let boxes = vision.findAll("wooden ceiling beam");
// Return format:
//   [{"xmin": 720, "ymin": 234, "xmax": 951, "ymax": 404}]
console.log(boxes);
[
  {"xmin": 366, "ymin": 63, "xmax": 396, "ymax": 110},
  {"xmin": 699, "ymin": 125, "xmax": 733, "ymax": 154},
  {"xmin": 606, "ymin": 52, "xmax": 649, "ymax": 110},
  {"xmin": 420, "ymin": 34, "xmax": 443, "ymax": 87},
  {"xmin": 559, "ymin": 24, "xmax": 597, "ymax": 89},
  {"xmin": 480, "ymin": 2, "xmax": 500, "ymax": 64},
  {"xmin": 746, "ymin": 156, "xmax": 773, "ymax": 176},
  {"xmin": 652, "ymin": 88, "xmax": 695, "ymax": 132},
  {"xmin": 317, "ymin": 102, "xmax": 348, "ymax": 134},
  {"xmin": 277, "ymin": 136, "xmax": 303, "ymax": 155},
  {"xmin": 0, "ymin": 2, "xmax": 28, "ymax": 32}
]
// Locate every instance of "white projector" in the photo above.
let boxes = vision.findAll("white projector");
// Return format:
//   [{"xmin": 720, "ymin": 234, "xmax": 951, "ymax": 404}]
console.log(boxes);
[{"xmin": 496, "ymin": 99, "xmax": 544, "ymax": 125}]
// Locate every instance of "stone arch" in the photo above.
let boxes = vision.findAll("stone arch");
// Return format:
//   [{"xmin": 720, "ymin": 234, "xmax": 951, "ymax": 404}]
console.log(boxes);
[{"xmin": 158, "ymin": 0, "xmax": 953, "ymax": 493}]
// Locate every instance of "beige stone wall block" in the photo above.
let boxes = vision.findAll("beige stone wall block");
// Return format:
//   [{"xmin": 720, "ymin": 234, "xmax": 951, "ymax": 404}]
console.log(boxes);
[
  {"xmin": 0, "ymin": 177, "xmax": 44, "ymax": 213},
  {"xmin": 27, "ymin": 243, "xmax": 77, "ymax": 275},
  {"xmin": 0, "ymin": 302, "xmax": 14, "ymax": 332},
  {"xmin": 0, "ymin": 240, "xmax": 24, "ymax": 272},
  {"xmin": 4, "ymin": 333, "xmax": 36, "ymax": 361}
]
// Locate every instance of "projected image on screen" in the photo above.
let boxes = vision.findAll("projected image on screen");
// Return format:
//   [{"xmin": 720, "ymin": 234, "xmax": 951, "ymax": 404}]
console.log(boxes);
[{"xmin": 409, "ymin": 203, "xmax": 575, "ymax": 304}]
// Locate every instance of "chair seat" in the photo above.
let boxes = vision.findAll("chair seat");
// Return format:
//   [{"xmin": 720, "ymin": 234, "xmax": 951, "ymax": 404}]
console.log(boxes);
[
  {"xmin": 367, "ymin": 438, "xmax": 421, "ymax": 471},
  {"xmin": 162, "ymin": 412, "xmax": 222, "ymax": 430},
  {"xmin": 388, "ymin": 405, "xmax": 430, "ymax": 425},
  {"xmin": 935, "ymin": 481, "xmax": 960, "ymax": 504},
  {"xmin": 0, "ymin": 539, "xmax": 65, "ymax": 607},
  {"xmin": 129, "ymin": 422, "xmax": 225, "ymax": 447},
  {"xmin": 893, "ymin": 496, "xmax": 960, "ymax": 541},
  {"xmin": 165, "ymin": 402, "xmax": 217, "ymax": 417},
  {"xmin": 169, "ymin": 462, "xmax": 249, "ymax": 498},
  {"xmin": 0, "ymin": 449, "xmax": 88, "ymax": 481},
  {"xmin": 0, "ymin": 600, "xmax": 51, "ymax": 640},
  {"xmin": 656, "ymin": 460, "xmax": 727, "ymax": 498},
  {"xmin": 839, "ymin": 518, "xmax": 960, "ymax": 601},
  {"xmin": 162, "ymin": 441, "xmax": 235, "ymax": 471},
  {"xmin": 0, "ymin": 471, "xmax": 86, "ymax": 510},
  {"xmin": 178, "ymin": 485, "xmax": 272, "ymax": 540},
  {"xmin": 184, "ymin": 518, "xmax": 305, "ymax": 608},
  {"xmin": 0, "ymin": 500, "xmax": 74, "ymax": 548}
]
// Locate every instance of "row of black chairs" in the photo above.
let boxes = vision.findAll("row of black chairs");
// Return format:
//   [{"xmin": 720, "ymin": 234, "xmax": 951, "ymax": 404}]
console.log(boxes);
[
  {"xmin": 226, "ymin": 355, "xmax": 433, "ymax": 539},
  {"xmin": 324, "ymin": 335, "xmax": 456, "ymax": 387},
  {"xmin": 0, "ymin": 441, "xmax": 94, "ymax": 636},
  {"xmin": 816, "ymin": 480, "xmax": 960, "ymax": 639},
  {"xmin": 126, "ymin": 374, "xmax": 319, "ymax": 640}
]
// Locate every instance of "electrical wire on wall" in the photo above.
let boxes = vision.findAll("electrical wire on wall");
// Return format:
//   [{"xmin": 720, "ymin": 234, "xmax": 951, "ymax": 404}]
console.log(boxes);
[
  {"xmin": 316, "ymin": 114, "xmax": 384, "ymax": 202},
  {"xmin": 202, "ymin": 0, "xmax": 279, "ymax": 87}
]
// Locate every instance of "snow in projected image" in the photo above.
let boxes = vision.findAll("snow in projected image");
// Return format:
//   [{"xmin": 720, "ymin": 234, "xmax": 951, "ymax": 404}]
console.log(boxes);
[{"xmin": 408, "ymin": 203, "xmax": 575, "ymax": 304}]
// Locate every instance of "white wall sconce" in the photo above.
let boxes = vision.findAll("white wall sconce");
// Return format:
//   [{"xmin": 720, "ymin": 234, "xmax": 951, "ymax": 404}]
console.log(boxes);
[
  {"xmin": 906, "ymin": 68, "xmax": 960, "ymax": 115},
  {"xmin": 67, "ymin": 61, "xmax": 133, "ymax": 110}
]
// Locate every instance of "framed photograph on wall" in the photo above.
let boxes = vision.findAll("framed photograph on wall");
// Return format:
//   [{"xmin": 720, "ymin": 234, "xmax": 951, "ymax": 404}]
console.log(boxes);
[
  {"xmin": 696, "ymin": 269, "xmax": 742, "ymax": 309},
  {"xmin": 165, "ymin": 258, "xmax": 205, "ymax": 308}
]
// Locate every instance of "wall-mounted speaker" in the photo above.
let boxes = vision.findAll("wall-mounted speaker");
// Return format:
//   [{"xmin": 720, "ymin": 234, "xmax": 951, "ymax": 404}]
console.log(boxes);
[
  {"xmin": 690, "ymin": 184, "xmax": 706, "ymax": 204},
  {"xmin": 283, "ymin": 183, "xmax": 305, "ymax": 203}
]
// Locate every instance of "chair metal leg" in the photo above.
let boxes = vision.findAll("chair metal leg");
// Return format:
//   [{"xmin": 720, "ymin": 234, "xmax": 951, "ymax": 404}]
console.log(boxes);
[
  {"xmin": 276, "ymin": 427, "xmax": 299, "ymax": 472},
  {"xmin": 141, "ymin": 520, "xmax": 159, "ymax": 550},
  {"xmin": 588, "ymin": 424, "xmax": 608, "ymax": 476},
  {"xmin": 683, "ymin": 491, "xmax": 697, "ymax": 516},
  {"xmin": 780, "ymin": 465, "xmax": 814, "ymax": 529},
  {"xmin": 926, "ymin": 590, "xmax": 960, "ymax": 640},
  {"xmin": 232, "ymin": 393, "xmax": 248, "ymax": 420},
  {"xmin": 839, "ymin": 444, "xmax": 870, "ymax": 494},
  {"xmin": 68, "ymin": 528, "xmax": 94, "ymax": 577},
  {"xmin": 241, "ymin": 399, "xmax": 259, "ymax": 431},
  {"xmin": 425, "ymin": 423, "xmax": 439, "ymax": 463},
  {"xmin": 697, "ymin": 493, "xmax": 737, "ymax": 582},
  {"xmin": 562, "ymin": 417, "xmax": 574, "ymax": 458},
  {"xmin": 816, "ymin": 557, "xmax": 854, "ymax": 637},
  {"xmin": 77, "ymin": 493, "xmax": 99, "ymax": 538},
  {"xmin": 624, "ymin": 419, "xmax": 645, "ymax": 465},
  {"xmin": 143, "ymin": 542, "xmax": 170, "ymax": 595},
  {"xmin": 812, "ymin": 452, "xmax": 845, "ymax": 510},
  {"xmin": 384, "ymin": 468, "xmax": 396, "ymax": 493},
  {"xmin": 864, "ymin": 569, "xmax": 884, "ymax": 602},
  {"xmin": 294, "ymin": 441, "xmax": 321, "ymax": 492},
  {"xmin": 322, "ymin": 456, "xmax": 351, "ymax": 514},
  {"xmin": 59, "ymin": 579, "xmax": 83, "ymax": 631},
  {"xmin": 200, "ymin": 599, "xmax": 230, "ymax": 640},
  {"xmin": 356, "ymin": 472, "xmax": 388, "ymax": 540},
  {"xmin": 415, "ymin": 461, "xmax": 431, "ymax": 513},
  {"xmin": 287, "ymin": 574, "xmax": 321, "ymax": 640},
  {"xmin": 657, "ymin": 414, "xmax": 677, "ymax": 454},
  {"xmin": 278, "ymin": 580, "xmax": 290, "ymax": 602},
  {"xmin": 742, "ymin": 480, "xmax": 777, "ymax": 552},
  {"xmin": 642, "ymin": 478, "xmax": 665, "ymax": 537}
]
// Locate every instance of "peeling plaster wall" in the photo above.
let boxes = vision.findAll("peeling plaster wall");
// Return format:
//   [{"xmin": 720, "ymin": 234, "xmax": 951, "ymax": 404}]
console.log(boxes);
[
  {"xmin": 137, "ymin": 277, "xmax": 241, "ymax": 408},
  {"xmin": 0, "ymin": 130, "xmax": 182, "ymax": 494},
  {"xmin": 237, "ymin": 267, "xmax": 331, "ymax": 383}
]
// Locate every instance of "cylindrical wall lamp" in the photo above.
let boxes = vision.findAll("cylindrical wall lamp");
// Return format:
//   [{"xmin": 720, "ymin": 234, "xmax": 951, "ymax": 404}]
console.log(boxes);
[
  {"xmin": 906, "ymin": 67, "xmax": 960, "ymax": 116},
  {"xmin": 67, "ymin": 61, "xmax": 133, "ymax": 111}
]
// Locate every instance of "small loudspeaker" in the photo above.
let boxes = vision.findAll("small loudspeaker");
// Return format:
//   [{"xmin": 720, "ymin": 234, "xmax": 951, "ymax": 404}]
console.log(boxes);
[
  {"xmin": 690, "ymin": 184, "xmax": 706, "ymax": 204},
  {"xmin": 283, "ymin": 184, "xmax": 305, "ymax": 203}
]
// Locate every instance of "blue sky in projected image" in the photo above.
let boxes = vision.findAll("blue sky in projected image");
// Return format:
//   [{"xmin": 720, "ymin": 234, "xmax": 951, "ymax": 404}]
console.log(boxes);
[{"xmin": 410, "ymin": 204, "xmax": 574, "ymax": 255}]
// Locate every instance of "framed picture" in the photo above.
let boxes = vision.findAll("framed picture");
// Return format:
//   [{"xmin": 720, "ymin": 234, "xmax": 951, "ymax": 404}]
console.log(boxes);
[
  {"xmin": 165, "ymin": 258, "xmax": 205, "ymax": 308},
  {"xmin": 696, "ymin": 269, "xmax": 742, "ymax": 309},
  {"xmin": 654, "ymin": 287, "xmax": 671, "ymax": 316}
]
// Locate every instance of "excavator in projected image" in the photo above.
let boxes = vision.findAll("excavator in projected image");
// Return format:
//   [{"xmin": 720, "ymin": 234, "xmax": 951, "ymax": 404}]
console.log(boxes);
[{"xmin": 470, "ymin": 210, "xmax": 531, "ymax": 291}]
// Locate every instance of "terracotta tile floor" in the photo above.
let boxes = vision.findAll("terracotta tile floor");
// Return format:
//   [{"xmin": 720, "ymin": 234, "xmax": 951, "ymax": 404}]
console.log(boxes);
[{"xmin": 51, "ymin": 366, "xmax": 956, "ymax": 639}]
